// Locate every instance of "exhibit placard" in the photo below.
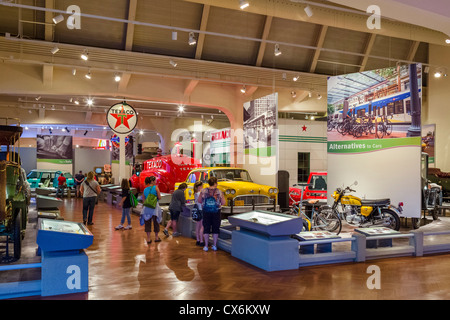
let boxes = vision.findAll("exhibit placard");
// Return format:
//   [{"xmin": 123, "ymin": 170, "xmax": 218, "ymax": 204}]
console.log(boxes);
[{"xmin": 327, "ymin": 64, "xmax": 423, "ymax": 218}]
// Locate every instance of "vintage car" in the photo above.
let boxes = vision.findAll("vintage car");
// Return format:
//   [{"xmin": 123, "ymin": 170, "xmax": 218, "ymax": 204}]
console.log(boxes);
[
  {"xmin": 26, "ymin": 169, "xmax": 74, "ymax": 189},
  {"xmin": 130, "ymin": 154, "xmax": 202, "ymax": 194},
  {"xmin": 289, "ymin": 172, "xmax": 327, "ymax": 206},
  {"xmin": 177, "ymin": 167, "xmax": 279, "ymax": 214},
  {"xmin": 0, "ymin": 119, "xmax": 29, "ymax": 260}
]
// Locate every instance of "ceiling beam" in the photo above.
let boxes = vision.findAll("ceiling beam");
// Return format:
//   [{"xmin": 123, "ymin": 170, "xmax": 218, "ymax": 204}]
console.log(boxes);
[
  {"xmin": 118, "ymin": 73, "xmax": 132, "ymax": 92},
  {"xmin": 407, "ymin": 41, "xmax": 421, "ymax": 61},
  {"xmin": 309, "ymin": 25, "xmax": 328, "ymax": 73},
  {"xmin": 184, "ymin": 79, "xmax": 199, "ymax": 100},
  {"xmin": 44, "ymin": 0, "xmax": 53, "ymax": 41},
  {"xmin": 124, "ymin": 0, "xmax": 138, "ymax": 51},
  {"xmin": 255, "ymin": 15, "xmax": 273, "ymax": 67},
  {"xmin": 195, "ymin": 4, "xmax": 210, "ymax": 60},
  {"xmin": 42, "ymin": 65, "xmax": 53, "ymax": 87},
  {"xmin": 359, "ymin": 33, "xmax": 376, "ymax": 72}
]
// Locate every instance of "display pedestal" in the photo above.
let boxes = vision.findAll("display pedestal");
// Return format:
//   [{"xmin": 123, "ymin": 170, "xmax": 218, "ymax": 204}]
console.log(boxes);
[
  {"xmin": 231, "ymin": 229, "xmax": 299, "ymax": 271},
  {"xmin": 41, "ymin": 250, "xmax": 89, "ymax": 297}
]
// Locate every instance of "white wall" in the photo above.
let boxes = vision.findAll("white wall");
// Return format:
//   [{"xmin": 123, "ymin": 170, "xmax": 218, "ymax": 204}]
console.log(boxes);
[{"xmin": 278, "ymin": 119, "xmax": 327, "ymax": 187}]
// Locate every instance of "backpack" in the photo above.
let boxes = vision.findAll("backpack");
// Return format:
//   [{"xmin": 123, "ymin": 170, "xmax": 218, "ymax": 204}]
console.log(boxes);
[
  {"xmin": 191, "ymin": 204, "xmax": 203, "ymax": 221},
  {"xmin": 202, "ymin": 189, "xmax": 219, "ymax": 214}
]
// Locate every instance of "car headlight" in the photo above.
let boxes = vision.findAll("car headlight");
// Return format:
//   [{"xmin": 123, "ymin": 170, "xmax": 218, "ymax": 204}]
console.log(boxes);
[
  {"xmin": 225, "ymin": 189, "xmax": 231, "ymax": 195},
  {"xmin": 231, "ymin": 189, "xmax": 236, "ymax": 195}
]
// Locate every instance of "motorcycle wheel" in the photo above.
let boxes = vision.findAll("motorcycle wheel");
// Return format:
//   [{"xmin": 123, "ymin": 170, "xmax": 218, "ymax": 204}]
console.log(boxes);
[
  {"xmin": 380, "ymin": 209, "xmax": 400, "ymax": 231},
  {"xmin": 314, "ymin": 208, "xmax": 342, "ymax": 235}
]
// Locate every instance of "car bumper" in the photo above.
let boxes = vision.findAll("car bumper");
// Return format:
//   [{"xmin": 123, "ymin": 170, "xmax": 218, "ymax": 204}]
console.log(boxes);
[{"xmin": 222, "ymin": 204, "xmax": 280, "ymax": 214}]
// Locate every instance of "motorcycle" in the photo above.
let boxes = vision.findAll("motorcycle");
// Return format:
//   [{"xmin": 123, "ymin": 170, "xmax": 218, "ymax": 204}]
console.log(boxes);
[{"xmin": 323, "ymin": 181, "xmax": 403, "ymax": 231}]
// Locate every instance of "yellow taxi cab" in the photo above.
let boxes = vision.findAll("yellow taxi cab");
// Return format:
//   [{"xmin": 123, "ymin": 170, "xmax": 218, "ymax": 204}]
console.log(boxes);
[{"xmin": 177, "ymin": 167, "xmax": 279, "ymax": 214}]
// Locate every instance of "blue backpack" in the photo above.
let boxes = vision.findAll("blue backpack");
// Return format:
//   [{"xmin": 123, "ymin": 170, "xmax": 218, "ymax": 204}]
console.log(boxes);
[{"xmin": 202, "ymin": 189, "xmax": 219, "ymax": 214}]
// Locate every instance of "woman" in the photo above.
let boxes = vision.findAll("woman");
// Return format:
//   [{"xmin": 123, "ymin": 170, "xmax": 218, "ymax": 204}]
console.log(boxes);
[
  {"xmin": 80, "ymin": 171, "xmax": 101, "ymax": 225},
  {"xmin": 115, "ymin": 178, "xmax": 132, "ymax": 230},
  {"xmin": 193, "ymin": 181, "xmax": 204, "ymax": 246},
  {"xmin": 197, "ymin": 177, "xmax": 225, "ymax": 252},
  {"xmin": 142, "ymin": 176, "xmax": 161, "ymax": 244},
  {"xmin": 165, "ymin": 183, "xmax": 187, "ymax": 237}
]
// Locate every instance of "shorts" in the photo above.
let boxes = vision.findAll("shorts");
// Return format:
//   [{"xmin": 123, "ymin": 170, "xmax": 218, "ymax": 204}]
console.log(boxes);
[
  {"xmin": 170, "ymin": 209, "xmax": 180, "ymax": 221},
  {"xmin": 144, "ymin": 216, "xmax": 160, "ymax": 233},
  {"xmin": 202, "ymin": 210, "xmax": 221, "ymax": 234}
]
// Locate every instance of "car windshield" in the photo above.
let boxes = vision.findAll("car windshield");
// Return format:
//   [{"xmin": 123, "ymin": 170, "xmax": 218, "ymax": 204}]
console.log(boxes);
[
  {"xmin": 309, "ymin": 175, "xmax": 327, "ymax": 191},
  {"xmin": 211, "ymin": 169, "xmax": 252, "ymax": 182},
  {"xmin": 27, "ymin": 171, "xmax": 38, "ymax": 179}
]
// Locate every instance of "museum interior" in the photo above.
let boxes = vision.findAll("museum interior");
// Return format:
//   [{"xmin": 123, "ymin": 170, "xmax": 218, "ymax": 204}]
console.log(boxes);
[{"xmin": 1, "ymin": 0, "xmax": 450, "ymax": 305}]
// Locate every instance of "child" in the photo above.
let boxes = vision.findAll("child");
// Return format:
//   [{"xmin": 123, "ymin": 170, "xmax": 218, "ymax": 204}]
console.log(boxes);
[
  {"xmin": 115, "ymin": 178, "xmax": 133, "ymax": 230},
  {"xmin": 194, "ymin": 181, "xmax": 204, "ymax": 246}
]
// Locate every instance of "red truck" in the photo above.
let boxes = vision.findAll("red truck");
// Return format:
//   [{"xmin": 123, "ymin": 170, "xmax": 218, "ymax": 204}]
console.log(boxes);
[
  {"xmin": 130, "ymin": 154, "xmax": 202, "ymax": 194},
  {"xmin": 289, "ymin": 172, "xmax": 327, "ymax": 206}
]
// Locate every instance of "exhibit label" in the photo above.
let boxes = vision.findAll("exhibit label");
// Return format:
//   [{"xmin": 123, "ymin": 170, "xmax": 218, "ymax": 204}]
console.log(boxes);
[{"xmin": 327, "ymin": 137, "xmax": 421, "ymax": 154}]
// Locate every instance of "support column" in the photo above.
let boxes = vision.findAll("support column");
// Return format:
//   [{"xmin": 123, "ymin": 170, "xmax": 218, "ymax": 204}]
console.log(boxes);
[{"xmin": 119, "ymin": 134, "xmax": 126, "ymax": 182}]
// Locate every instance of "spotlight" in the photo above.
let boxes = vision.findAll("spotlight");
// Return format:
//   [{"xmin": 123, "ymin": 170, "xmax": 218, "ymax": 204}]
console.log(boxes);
[
  {"xmin": 317, "ymin": 94, "xmax": 322, "ymax": 100},
  {"xmin": 293, "ymin": 75, "xmax": 300, "ymax": 82},
  {"xmin": 178, "ymin": 105, "xmax": 185, "ymax": 112},
  {"xmin": 87, "ymin": 98, "xmax": 94, "ymax": 106},
  {"xmin": 84, "ymin": 130, "xmax": 88, "ymax": 136},
  {"xmin": 274, "ymin": 44, "xmax": 282, "ymax": 56},
  {"xmin": 311, "ymin": 116, "xmax": 315, "ymax": 120},
  {"xmin": 139, "ymin": 130, "xmax": 144, "ymax": 135},
  {"xmin": 446, "ymin": 39, "xmax": 450, "ymax": 44},
  {"xmin": 85, "ymin": 71, "xmax": 92, "ymax": 79},
  {"xmin": 291, "ymin": 91, "xmax": 297, "ymax": 98},
  {"xmin": 188, "ymin": 32, "xmax": 197, "ymax": 46},
  {"xmin": 65, "ymin": 127, "xmax": 70, "ymax": 133},
  {"xmin": 240, "ymin": 85, "xmax": 246, "ymax": 94},
  {"xmin": 304, "ymin": 5, "xmax": 313, "ymax": 17},
  {"xmin": 74, "ymin": 100, "xmax": 80, "ymax": 105},
  {"xmin": 239, "ymin": 0, "xmax": 250, "ymax": 9},
  {"xmin": 49, "ymin": 128, "xmax": 53, "ymax": 134},
  {"xmin": 72, "ymin": 68, "xmax": 77, "ymax": 76},
  {"xmin": 35, "ymin": 96, "xmax": 41, "ymax": 101},
  {"xmin": 434, "ymin": 71, "xmax": 442, "ymax": 78},
  {"xmin": 114, "ymin": 74, "xmax": 121, "ymax": 82},
  {"xmin": 52, "ymin": 14, "xmax": 64, "ymax": 24},
  {"xmin": 172, "ymin": 31, "xmax": 178, "ymax": 41},
  {"xmin": 81, "ymin": 50, "xmax": 89, "ymax": 61},
  {"xmin": 170, "ymin": 59, "xmax": 178, "ymax": 67},
  {"xmin": 51, "ymin": 46, "xmax": 59, "ymax": 54}
]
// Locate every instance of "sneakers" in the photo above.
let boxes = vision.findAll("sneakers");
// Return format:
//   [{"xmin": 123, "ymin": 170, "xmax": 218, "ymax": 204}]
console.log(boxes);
[
  {"xmin": 203, "ymin": 246, "xmax": 208, "ymax": 252},
  {"xmin": 211, "ymin": 245, "xmax": 218, "ymax": 251},
  {"xmin": 163, "ymin": 229, "xmax": 169, "ymax": 237},
  {"xmin": 172, "ymin": 232, "xmax": 181, "ymax": 237},
  {"xmin": 115, "ymin": 224, "xmax": 132, "ymax": 230}
]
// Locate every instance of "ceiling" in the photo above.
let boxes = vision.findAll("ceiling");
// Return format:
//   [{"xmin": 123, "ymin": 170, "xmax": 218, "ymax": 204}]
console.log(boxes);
[{"xmin": 0, "ymin": 0, "xmax": 444, "ymax": 119}]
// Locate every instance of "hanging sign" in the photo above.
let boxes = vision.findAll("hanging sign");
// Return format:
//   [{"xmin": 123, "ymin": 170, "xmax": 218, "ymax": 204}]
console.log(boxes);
[{"xmin": 106, "ymin": 102, "xmax": 137, "ymax": 134}]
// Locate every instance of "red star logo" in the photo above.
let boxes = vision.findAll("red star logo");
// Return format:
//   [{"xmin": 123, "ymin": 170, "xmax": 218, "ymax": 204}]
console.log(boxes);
[
  {"xmin": 111, "ymin": 105, "xmax": 134, "ymax": 129},
  {"xmin": 302, "ymin": 125, "xmax": 307, "ymax": 131}
]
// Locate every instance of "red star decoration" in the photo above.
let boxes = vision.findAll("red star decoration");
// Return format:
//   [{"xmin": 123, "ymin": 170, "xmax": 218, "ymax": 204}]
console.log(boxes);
[
  {"xmin": 111, "ymin": 105, "xmax": 134, "ymax": 129},
  {"xmin": 302, "ymin": 125, "xmax": 307, "ymax": 131}
]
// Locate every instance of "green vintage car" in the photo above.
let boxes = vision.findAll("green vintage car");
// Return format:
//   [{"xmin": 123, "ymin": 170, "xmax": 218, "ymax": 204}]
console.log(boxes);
[{"xmin": 0, "ymin": 119, "xmax": 29, "ymax": 260}]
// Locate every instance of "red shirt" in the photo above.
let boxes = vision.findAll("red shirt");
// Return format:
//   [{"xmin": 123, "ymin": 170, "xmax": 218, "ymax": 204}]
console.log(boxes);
[{"xmin": 58, "ymin": 175, "xmax": 67, "ymax": 186}]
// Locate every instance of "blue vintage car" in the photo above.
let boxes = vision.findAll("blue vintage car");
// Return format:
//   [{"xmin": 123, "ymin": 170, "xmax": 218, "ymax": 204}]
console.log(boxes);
[{"xmin": 27, "ymin": 169, "xmax": 75, "ymax": 189}]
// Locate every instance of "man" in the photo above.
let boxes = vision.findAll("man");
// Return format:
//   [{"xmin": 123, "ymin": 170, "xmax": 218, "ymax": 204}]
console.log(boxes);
[
  {"xmin": 56, "ymin": 173, "xmax": 67, "ymax": 198},
  {"xmin": 75, "ymin": 170, "xmax": 85, "ymax": 198}
]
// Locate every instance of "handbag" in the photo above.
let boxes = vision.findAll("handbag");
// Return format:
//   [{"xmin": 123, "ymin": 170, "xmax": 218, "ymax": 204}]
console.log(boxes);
[
  {"xmin": 191, "ymin": 204, "xmax": 203, "ymax": 221},
  {"xmin": 143, "ymin": 186, "xmax": 157, "ymax": 209},
  {"xmin": 129, "ymin": 191, "xmax": 138, "ymax": 208}
]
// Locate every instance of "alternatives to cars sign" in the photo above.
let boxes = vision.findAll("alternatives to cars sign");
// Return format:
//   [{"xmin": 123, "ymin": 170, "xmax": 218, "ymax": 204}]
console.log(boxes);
[{"xmin": 106, "ymin": 102, "xmax": 137, "ymax": 134}]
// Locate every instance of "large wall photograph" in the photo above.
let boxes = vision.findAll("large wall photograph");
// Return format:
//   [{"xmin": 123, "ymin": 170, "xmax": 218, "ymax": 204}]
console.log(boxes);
[{"xmin": 36, "ymin": 135, "xmax": 73, "ymax": 164}]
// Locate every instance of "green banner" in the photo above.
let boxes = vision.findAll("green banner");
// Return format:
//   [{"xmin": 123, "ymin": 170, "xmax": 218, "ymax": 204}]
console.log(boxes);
[
  {"xmin": 327, "ymin": 137, "xmax": 421, "ymax": 154},
  {"xmin": 37, "ymin": 159, "xmax": 73, "ymax": 164},
  {"xmin": 244, "ymin": 146, "xmax": 276, "ymax": 157}
]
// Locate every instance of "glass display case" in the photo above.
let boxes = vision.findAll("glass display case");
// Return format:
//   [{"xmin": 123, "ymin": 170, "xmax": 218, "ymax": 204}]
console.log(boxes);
[
  {"xmin": 228, "ymin": 210, "xmax": 302, "ymax": 236},
  {"xmin": 37, "ymin": 218, "xmax": 93, "ymax": 252}
]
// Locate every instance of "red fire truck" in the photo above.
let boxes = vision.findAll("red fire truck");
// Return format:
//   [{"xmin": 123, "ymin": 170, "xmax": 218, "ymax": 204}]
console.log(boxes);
[
  {"xmin": 130, "ymin": 154, "xmax": 202, "ymax": 194},
  {"xmin": 289, "ymin": 172, "xmax": 327, "ymax": 206}
]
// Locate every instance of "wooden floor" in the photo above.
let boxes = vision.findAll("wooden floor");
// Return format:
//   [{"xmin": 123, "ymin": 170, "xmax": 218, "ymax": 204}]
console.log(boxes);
[{"xmin": 6, "ymin": 198, "xmax": 450, "ymax": 300}]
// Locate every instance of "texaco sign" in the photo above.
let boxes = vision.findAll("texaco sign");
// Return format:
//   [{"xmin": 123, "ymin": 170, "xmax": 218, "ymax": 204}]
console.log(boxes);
[{"xmin": 106, "ymin": 102, "xmax": 137, "ymax": 134}]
